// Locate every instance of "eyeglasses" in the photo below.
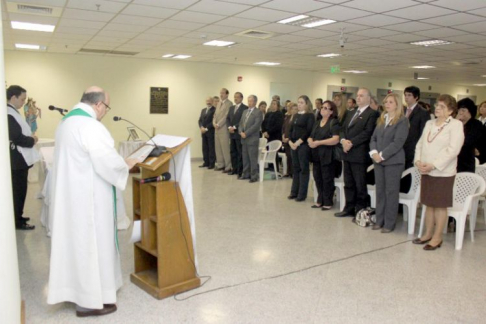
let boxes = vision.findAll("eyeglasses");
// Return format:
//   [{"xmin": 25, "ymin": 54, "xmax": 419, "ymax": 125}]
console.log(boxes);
[
  {"xmin": 101, "ymin": 102, "xmax": 111, "ymax": 112},
  {"xmin": 434, "ymin": 103, "xmax": 447, "ymax": 110},
  {"xmin": 322, "ymin": 107, "xmax": 333, "ymax": 111}
]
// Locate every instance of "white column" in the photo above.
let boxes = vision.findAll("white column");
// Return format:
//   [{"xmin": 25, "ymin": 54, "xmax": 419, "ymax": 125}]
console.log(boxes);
[{"xmin": 0, "ymin": 3, "xmax": 22, "ymax": 323}]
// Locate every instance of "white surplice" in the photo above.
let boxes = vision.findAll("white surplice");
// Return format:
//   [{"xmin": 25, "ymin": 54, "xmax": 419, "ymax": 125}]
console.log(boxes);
[{"xmin": 47, "ymin": 103, "xmax": 129, "ymax": 309}]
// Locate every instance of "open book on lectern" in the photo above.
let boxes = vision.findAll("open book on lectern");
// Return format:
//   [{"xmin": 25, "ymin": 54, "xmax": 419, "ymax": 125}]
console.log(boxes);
[{"xmin": 127, "ymin": 134, "xmax": 189, "ymax": 163}]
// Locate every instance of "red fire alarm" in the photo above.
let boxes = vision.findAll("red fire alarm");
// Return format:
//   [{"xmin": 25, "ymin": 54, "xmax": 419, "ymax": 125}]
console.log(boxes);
[
  {"xmin": 340, "ymin": 87, "xmax": 347, "ymax": 92},
  {"xmin": 237, "ymin": 76, "xmax": 243, "ymax": 82},
  {"xmin": 387, "ymin": 89, "xmax": 393, "ymax": 94}
]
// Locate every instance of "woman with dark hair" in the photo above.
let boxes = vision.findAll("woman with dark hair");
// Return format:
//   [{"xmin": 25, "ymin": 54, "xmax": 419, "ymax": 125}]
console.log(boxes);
[
  {"xmin": 308, "ymin": 100, "xmax": 340, "ymax": 210},
  {"xmin": 262, "ymin": 100, "xmax": 284, "ymax": 143},
  {"xmin": 282, "ymin": 102, "xmax": 298, "ymax": 177},
  {"xmin": 413, "ymin": 94, "xmax": 464, "ymax": 250},
  {"xmin": 288, "ymin": 95, "xmax": 315, "ymax": 202}
]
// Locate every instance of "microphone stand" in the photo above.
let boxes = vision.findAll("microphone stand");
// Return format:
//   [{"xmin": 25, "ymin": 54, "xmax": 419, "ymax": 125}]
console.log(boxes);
[{"xmin": 115, "ymin": 117, "xmax": 166, "ymax": 157}]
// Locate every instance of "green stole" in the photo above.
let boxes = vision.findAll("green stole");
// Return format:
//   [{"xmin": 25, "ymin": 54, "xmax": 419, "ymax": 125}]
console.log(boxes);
[{"xmin": 63, "ymin": 108, "xmax": 119, "ymax": 252}]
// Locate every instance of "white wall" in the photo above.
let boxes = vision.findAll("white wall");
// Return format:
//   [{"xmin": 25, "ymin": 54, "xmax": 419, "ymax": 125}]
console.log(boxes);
[{"xmin": 5, "ymin": 51, "xmax": 486, "ymax": 158}]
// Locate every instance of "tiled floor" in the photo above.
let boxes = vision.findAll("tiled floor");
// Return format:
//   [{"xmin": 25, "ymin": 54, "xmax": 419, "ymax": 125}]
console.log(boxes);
[{"xmin": 17, "ymin": 162, "xmax": 486, "ymax": 323}]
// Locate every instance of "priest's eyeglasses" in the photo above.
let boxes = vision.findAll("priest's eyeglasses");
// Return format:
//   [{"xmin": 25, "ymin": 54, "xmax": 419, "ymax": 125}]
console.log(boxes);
[{"xmin": 101, "ymin": 102, "xmax": 112, "ymax": 112}]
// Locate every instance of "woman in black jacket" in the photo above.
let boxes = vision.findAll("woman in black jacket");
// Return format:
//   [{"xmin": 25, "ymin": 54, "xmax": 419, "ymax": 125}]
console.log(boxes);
[
  {"xmin": 262, "ymin": 100, "xmax": 284, "ymax": 143},
  {"xmin": 308, "ymin": 100, "xmax": 340, "ymax": 210},
  {"xmin": 288, "ymin": 95, "xmax": 315, "ymax": 202}
]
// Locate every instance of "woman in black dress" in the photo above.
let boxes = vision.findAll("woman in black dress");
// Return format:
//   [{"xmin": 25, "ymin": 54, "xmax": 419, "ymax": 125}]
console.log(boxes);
[
  {"xmin": 288, "ymin": 95, "xmax": 315, "ymax": 202},
  {"xmin": 282, "ymin": 102, "xmax": 298, "ymax": 177},
  {"xmin": 262, "ymin": 100, "xmax": 284, "ymax": 143},
  {"xmin": 308, "ymin": 100, "xmax": 340, "ymax": 210}
]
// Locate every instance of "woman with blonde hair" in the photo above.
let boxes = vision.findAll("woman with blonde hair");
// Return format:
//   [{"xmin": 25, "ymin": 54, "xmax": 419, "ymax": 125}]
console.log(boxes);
[
  {"xmin": 369, "ymin": 93, "xmax": 409, "ymax": 232},
  {"xmin": 288, "ymin": 95, "xmax": 315, "ymax": 201},
  {"xmin": 282, "ymin": 102, "xmax": 298, "ymax": 177},
  {"xmin": 413, "ymin": 94, "xmax": 464, "ymax": 250},
  {"xmin": 333, "ymin": 93, "xmax": 348, "ymax": 125}
]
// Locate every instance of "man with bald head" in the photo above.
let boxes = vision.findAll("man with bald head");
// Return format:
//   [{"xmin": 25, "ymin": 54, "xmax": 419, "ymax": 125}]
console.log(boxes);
[{"xmin": 48, "ymin": 86, "xmax": 137, "ymax": 317}]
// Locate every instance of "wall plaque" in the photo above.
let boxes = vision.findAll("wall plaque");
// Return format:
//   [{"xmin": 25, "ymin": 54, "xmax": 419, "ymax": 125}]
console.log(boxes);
[{"xmin": 150, "ymin": 87, "xmax": 168, "ymax": 114}]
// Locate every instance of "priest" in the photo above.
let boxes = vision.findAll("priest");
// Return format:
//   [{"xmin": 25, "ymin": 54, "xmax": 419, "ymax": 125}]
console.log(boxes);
[{"xmin": 47, "ymin": 86, "xmax": 137, "ymax": 317}]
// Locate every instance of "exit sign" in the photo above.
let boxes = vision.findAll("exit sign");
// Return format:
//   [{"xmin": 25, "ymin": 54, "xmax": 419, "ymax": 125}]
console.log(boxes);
[{"xmin": 330, "ymin": 65, "xmax": 340, "ymax": 73}]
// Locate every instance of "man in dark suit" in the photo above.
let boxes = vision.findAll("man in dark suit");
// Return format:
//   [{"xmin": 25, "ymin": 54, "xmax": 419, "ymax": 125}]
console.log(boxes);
[
  {"xmin": 227, "ymin": 92, "xmax": 248, "ymax": 176},
  {"xmin": 198, "ymin": 97, "xmax": 216, "ymax": 169},
  {"xmin": 239, "ymin": 95, "xmax": 263, "ymax": 183},
  {"xmin": 335, "ymin": 88, "xmax": 379, "ymax": 217},
  {"xmin": 401, "ymin": 86, "xmax": 430, "ymax": 192}
]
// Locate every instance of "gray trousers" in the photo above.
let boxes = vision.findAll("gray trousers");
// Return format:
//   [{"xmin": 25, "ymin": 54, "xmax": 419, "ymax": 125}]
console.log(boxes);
[
  {"xmin": 215, "ymin": 128, "xmax": 231, "ymax": 170},
  {"xmin": 242, "ymin": 141, "xmax": 259, "ymax": 180},
  {"xmin": 374, "ymin": 163, "xmax": 404, "ymax": 230}
]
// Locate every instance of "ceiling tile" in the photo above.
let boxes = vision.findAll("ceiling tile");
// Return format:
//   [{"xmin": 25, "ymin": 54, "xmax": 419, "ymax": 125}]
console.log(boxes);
[
  {"xmin": 197, "ymin": 24, "xmax": 243, "ymax": 35},
  {"xmin": 343, "ymin": 0, "xmax": 418, "ymax": 13},
  {"xmin": 468, "ymin": 7, "xmax": 486, "ymax": 17},
  {"xmin": 58, "ymin": 18, "xmax": 106, "ymax": 29},
  {"xmin": 258, "ymin": 23, "xmax": 304, "ymax": 34},
  {"xmin": 156, "ymin": 19, "xmax": 206, "ymax": 31},
  {"xmin": 433, "ymin": 0, "xmax": 486, "ymax": 11},
  {"xmin": 8, "ymin": 13, "xmax": 59, "ymax": 25},
  {"xmin": 348, "ymin": 15, "xmax": 409, "ymax": 27},
  {"xmin": 7, "ymin": 0, "xmax": 67, "ymax": 6},
  {"xmin": 291, "ymin": 29, "xmax": 338, "ymax": 38},
  {"xmin": 55, "ymin": 26, "xmax": 98, "ymax": 35},
  {"xmin": 62, "ymin": 8, "xmax": 115, "ymax": 22},
  {"xmin": 97, "ymin": 30, "xmax": 140, "ymax": 38},
  {"xmin": 235, "ymin": 7, "xmax": 293, "ymax": 22},
  {"xmin": 387, "ymin": 4, "xmax": 456, "ymax": 20},
  {"xmin": 132, "ymin": 0, "xmax": 199, "ymax": 10},
  {"xmin": 104, "ymin": 23, "xmax": 148, "ymax": 33},
  {"xmin": 454, "ymin": 21, "xmax": 486, "ymax": 33},
  {"xmin": 350, "ymin": 28, "xmax": 401, "ymax": 38},
  {"xmin": 413, "ymin": 28, "xmax": 468, "ymax": 38},
  {"xmin": 385, "ymin": 22, "xmax": 439, "ymax": 32},
  {"xmin": 111, "ymin": 15, "xmax": 163, "ymax": 26},
  {"xmin": 380, "ymin": 33, "xmax": 426, "ymax": 43},
  {"xmin": 186, "ymin": 0, "xmax": 251, "ymax": 15},
  {"xmin": 261, "ymin": 0, "xmax": 333, "ymax": 13},
  {"xmin": 213, "ymin": 0, "xmax": 268, "ymax": 5},
  {"xmin": 145, "ymin": 27, "xmax": 188, "ymax": 36},
  {"xmin": 170, "ymin": 10, "xmax": 225, "ymax": 24},
  {"xmin": 270, "ymin": 34, "xmax": 313, "ymax": 43},
  {"xmin": 66, "ymin": 0, "xmax": 127, "ymax": 13},
  {"xmin": 310, "ymin": 5, "xmax": 373, "ymax": 20},
  {"xmin": 121, "ymin": 4, "xmax": 179, "ymax": 18},
  {"xmin": 214, "ymin": 17, "xmax": 266, "ymax": 29}
]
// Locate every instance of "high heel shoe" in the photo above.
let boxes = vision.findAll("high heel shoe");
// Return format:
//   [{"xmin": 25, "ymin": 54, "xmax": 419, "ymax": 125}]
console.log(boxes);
[
  {"xmin": 412, "ymin": 238, "xmax": 431, "ymax": 245},
  {"xmin": 423, "ymin": 241, "xmax": 442, "ymax": 251}
]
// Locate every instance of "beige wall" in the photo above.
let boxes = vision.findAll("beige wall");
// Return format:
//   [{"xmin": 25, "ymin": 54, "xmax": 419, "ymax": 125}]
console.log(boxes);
[{"xmin": 5, "ymin": 51, "xmax": 486, "ymax": 158}]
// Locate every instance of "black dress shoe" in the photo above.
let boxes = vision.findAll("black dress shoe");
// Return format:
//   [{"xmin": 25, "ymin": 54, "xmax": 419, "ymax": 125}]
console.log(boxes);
[
  {"xmin": 295, "ymin": 197, "xmax": 306, "ymax": 202},
  {"xmin": 222, "ymin": 169, "xmax": 231, "ymax": 173},
  {"xmin": 16, "ymin": 223, "xmax": 35, "ymax": 230},
  {"xmin": 424, "ymin": 241, "xmax": 442, "ymax": 251},
  {"xmin": 311, "ymin": 205, "xmax": 322, "ymax": 208},
  {"xmin": 412, "ymin": 238, "xmax": 432, "ymax": 245},
  {"xmin": 208, "ymin": 166, "xmax": 214, "ymax": 169},
  {"xmin": 199, "ymin": 164, "xmax": 208, "ymax": 168},
  {"xmin": 334, "ymin": 210, "xmax": 354, "ymax": 217},
  {"xmin": 287, "ymin": 195, "xmax": 297, "ymax": 200},
  {"xmin": 76, "ymin": 304, "xmax": 117, "ymax": 317},
  {"xmin": 228, "ymin": 171, "xmax": 237, "ymax": 175},
  {"xmin": 214, "ymin": 167, "xmax": 224, "ymax": 171},
  {"xmin": 249, "ymin": 179, "xmax": 258, "ymax": 183},
  {"xmin": 238, "ymin": 176, "xmax": 250, "ymax": 180},
  {"xmin": 22, "ymin": 217, "xmax": 31, "ymax": 222},
  {"xmin": 372, "ymin": 224, "xmax": 382, "ymax": 230}
]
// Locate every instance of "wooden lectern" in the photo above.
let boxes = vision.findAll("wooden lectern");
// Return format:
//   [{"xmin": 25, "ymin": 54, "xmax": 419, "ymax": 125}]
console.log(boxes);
[{"xmin": 130, "ymin": 139, "xmax": 200, "ymax": 299}]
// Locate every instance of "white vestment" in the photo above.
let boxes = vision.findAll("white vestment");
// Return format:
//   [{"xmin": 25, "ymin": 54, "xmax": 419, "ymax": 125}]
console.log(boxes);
[{"xmin": 47, "ymin": 103, "xmax": 129, "ymax": 309}]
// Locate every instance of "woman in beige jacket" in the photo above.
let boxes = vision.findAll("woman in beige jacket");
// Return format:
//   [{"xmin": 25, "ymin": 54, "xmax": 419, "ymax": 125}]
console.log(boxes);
[{"xmin": 413, "ymin": 94, "xmax": 464, "ymax": 250}]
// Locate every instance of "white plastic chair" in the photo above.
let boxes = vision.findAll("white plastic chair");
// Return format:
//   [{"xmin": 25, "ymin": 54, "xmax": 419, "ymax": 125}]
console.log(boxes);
[
  {"xmin": 334, "ymin": 161, "xmax": 345, "ymax": 211},
  {"xmin": 475, "ymin": 166, "xmax": 486, "ymax": 224},
  {"xmin": 258, "ymin": 140, "xmax": 282, "ymax": 182},
  {"xmin": 278, "ymin": 152, "xmax": 287, "ymax": 176},
  {"xmin": 418, "ymin": 173, "xmax": 486, "ymax": 250},
  {"xmin": 476, "ymin": 157, "xmax": 480, "ymax": 166},
  {"xmin": 258, "ymin": 137, "xmax": 268, "ymax": 151},
  {"xmin": 398, "ymin": 167, "xmax": 421, "ymax": 235},
  {"xmin": 367, "ymin": 164, "xmax": 376, "ymax": 208}
]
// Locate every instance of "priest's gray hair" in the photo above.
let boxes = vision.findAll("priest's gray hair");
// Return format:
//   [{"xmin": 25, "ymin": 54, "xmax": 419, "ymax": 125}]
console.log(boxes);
[
  {"xmin": 250, "ymin": 95, "xmax": 258, "ymax": 102},
  {"xmin": 80, "ymin": 91, "xmax": 106, "ymax": 105}
]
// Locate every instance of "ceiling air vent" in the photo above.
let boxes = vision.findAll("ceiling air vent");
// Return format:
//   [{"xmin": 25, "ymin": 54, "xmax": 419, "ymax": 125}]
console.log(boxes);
[
  {"xmin": 17, "ymin": 4, "xmax": 53, "ymax": 15},
  {"xmin": 78, "ymin": 48, "xmax": 139, "ymax": 56},
  {"xmin": 236, "ymin": 29, "xmax": 274, "ymax": 39}
]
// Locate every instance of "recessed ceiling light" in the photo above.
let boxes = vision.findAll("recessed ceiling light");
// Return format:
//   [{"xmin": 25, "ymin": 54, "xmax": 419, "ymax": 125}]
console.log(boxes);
[
  {"xmin": 473, "ymin": 84, "xmax": 486, "ymax": 86},
  {"xmin": 203, "ymin": 40, "xmax": 235, "ymax": 47},
  {"xmin": 411, "ymin": 65, "xmax": 436, "ymax": 69},
  {"xmin": 417, "ymin": 77, "xmax": 429, "ymax": 80},
  {"xmin": 254, "ymin": 62, "xmax": 280, "ymax": 66},
  {"xmin": 410, "ymin": 39, "xmax": 453, "ymax": 47},
  {"xmin": 278, "ymin": 15, "xmax": 309, "ymax": 24},
  {"xmin": 343, "ymin": 70, "xmax": 368, "ymax": 74},
  {"xmin": 317, "ymin": 53, "xmax": 341, "ymax": 58},
  {"xmin": 302, "ymin": 19, "xmax": 336, "ymax": 28},
  {"xmin": 15, "ymin": 43, "xmax": 45, "ymax": 50},
  {"xmin": 173, "ymin": 55, "xmax": 191, "ymax": 59},
  {"xmin": 11, "ymin": 21, "xmax": 55, "ymax": 32},
  {"xmin": 481, "ymin": 75, "xmax": 486, "ymax": 77},
  {"xmin": 162, "ymin": 54, "xmax": 174, "ymax": 58}
]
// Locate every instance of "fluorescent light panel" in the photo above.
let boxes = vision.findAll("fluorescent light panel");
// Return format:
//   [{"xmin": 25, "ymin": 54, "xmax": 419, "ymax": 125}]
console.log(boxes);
[
  {"xmin": 254, "ymin": 62, "xmax": 280, "ymax": 66},
  {"xmin": 278, "ymin": 15, "xmax": 308, "ymax": 24},
  {"xmin": 173, "ymin": 55, "xmax": 191, "ymax": 59},
  {"xmin": 473, "ymin": 84, "xmax": 486, "ymax": 86},
  {"xmin": 302, "ymin": 19, "xmax": 336, "ymax": 28},
  {"xmin": 317, "ymin": 53, "xmax": 341, "ymax": 58},
  {"xmin": 15, "ymin": 43, "xmax": 45, "ymax": 50},
  {"xmin": 11, "ymin": 21, "xmax": 55, "ymax": 32},
  {"xmin": 203, "ymin": 40, "xmax": 235, "ymax": 47},
  {"xmin": 410, "ymin": 39, "xmax": 453, "ymax": 47},
  {"xmin": 343, "ymin": 70, "xmax": 368, "ymax": 74},
  {"xmin": 417, "ymin": 77, "xmax": 429, "ymax": 80},
  {"xmin": 162, "ymin": 54, "xmax": 174, "ymax": 58},
  {"xmin": 411, "ymin": 65, "xmax": 436, "ymax": 69}
]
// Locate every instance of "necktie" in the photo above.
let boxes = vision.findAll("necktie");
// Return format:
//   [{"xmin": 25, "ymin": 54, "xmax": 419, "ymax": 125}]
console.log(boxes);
[
  {"xmin": 244, "ymin": 109, "xmax": 253, "ymax": 128},
  {"xmin": 348, "ymin": 109, "xmax": 360, "ymax": 126},
  {"xmin": 406, "ymin": 108, "xmax": 412, "ymax": 118}
]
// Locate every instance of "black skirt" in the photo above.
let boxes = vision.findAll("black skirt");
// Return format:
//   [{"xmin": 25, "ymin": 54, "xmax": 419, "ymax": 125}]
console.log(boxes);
[{"xmin": 420, "ymin": 175, "xmax": 455, "ymax": 208}]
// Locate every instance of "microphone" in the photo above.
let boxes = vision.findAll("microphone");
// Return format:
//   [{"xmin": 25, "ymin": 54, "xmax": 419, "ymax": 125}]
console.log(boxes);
[
  {"xmin": 113, "ymin": 116, "xmax": 166, "ymax": 157},
  {"xmin": 140, "ymin": 172, "xmax": 171, "ymax": 184},
  {"xmin": 48, "ymin": 105, "xmax": 68, "ymax": 114}
]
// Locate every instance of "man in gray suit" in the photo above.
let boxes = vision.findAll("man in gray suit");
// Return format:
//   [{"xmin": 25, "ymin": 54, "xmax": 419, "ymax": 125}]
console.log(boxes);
[
  {"xmin": 239, "ymin": 95, "xmax": 263, "ymax": 183},
  {"xmin": 213, "ymin": 88, "xmax": 233, "ymax": 172}
]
